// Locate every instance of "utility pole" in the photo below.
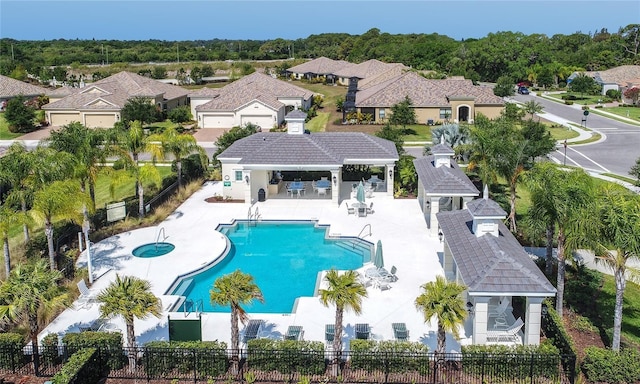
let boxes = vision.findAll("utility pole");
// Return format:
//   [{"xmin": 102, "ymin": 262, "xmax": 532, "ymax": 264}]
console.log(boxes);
[
  {"xmin": 177, "ymin": 44, "xmax": 179, "ymax": 64},
  {"xmin": 563, "ymin": 140, "xmax": 567, "ymax": 166},
  {"xmin": 11, "ymin": 44, "xmax": 15, "ymax": 60}
]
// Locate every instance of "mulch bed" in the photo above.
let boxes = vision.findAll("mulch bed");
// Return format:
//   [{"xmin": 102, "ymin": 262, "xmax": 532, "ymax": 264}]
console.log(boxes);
[{"xmin": 204, "ymin": 197, "xmax": 244, "ymax": 203}]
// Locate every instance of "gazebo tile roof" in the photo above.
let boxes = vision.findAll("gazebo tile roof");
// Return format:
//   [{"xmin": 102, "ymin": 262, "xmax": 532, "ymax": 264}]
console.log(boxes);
[{"xmin": 413, "ymin": 156, "xmax": 479, "ymax": 195}]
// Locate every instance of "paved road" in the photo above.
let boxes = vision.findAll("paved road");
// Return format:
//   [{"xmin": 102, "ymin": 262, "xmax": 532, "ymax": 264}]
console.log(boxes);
[{"xmin": 512, "ymin": 94, "xmax": 640, "ymax": 176}]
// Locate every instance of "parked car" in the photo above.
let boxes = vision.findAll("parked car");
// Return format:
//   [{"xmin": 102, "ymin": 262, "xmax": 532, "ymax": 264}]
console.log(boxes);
[{"xmin": 517, "ymin": 86, "xmax": 530, "ymax": 95}]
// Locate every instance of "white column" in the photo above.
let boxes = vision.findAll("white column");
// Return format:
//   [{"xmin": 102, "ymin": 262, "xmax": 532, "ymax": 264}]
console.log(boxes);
[
  {"xmin": 473, "ymin": 296, "xmax": 490, "ymax": 345},
  {"xmin": 331, "ymin": 169, "xmax": 340, "ymax": 205},
  {"xmin": 243, "ymin": 170, "xmax": 252, "ymax": 204},
  {"xmin": 429, "ymin": 198, "xmax": 440, "ymax": 237},
  {"xmin": 462, "ymin": 196, "xmax": 473, "ymax": 209},
  {"xmin": 524, "ymin": 297, "xmax": 544, "ymax": 345},
  {"xmin": 386, "ymin": 164, "xmax": 394, "ymax": 197}
]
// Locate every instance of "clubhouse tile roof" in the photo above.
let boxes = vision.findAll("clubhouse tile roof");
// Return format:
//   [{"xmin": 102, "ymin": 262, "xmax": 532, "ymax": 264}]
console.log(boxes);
[
  {"xmin": 414, "ymin": 155, "xmax": 479, "ymax": 196},
  {"xmin": 287, "ymin": 57, "xmax": 353, "ymax": 75},
  {"xmin": 0, "ymin": 75, "xmax": 50, "ymax": 98},
  {"xmin": 43, "ymin": 71, "xmax": 188, "ymax": 110},
  {"xmin": 437, "ymin": 208, "xmax": 556, "ymax": 295},
  {"xmin": 356, "ymin": 72, "xmax": 505, "ymax": 107},
  {"xmin": 217, "ymin": 132, "xmax": 399, "ymax": 166},
  {"xmin": 193, "ymin": 72, "xmax": 315, "ymax": 112}
]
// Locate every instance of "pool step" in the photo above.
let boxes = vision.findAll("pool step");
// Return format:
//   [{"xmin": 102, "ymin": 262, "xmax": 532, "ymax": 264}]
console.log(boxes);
[
  {"xmin": 332, "ymin": 240, "xmax": 372, "ymax": 262},
  {"xmin": 174, "ymin": 278, "xmax": 194, "ymax": 297}
]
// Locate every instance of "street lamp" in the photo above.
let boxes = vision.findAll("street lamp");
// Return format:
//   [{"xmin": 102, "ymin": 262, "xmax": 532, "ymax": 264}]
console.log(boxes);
[
  {"xmin": 563, "ymin": 140, "xmax": 568, "ymax": 166},
  {"xmin": 82, "ymin": 219, "xmax": 93, "ymax": 284}
]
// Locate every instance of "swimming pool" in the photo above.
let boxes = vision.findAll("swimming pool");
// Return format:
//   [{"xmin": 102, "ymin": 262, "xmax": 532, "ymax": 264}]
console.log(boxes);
[{"xmin": 168, "ymin": 220, "xmax": 373, "ymax": 313}]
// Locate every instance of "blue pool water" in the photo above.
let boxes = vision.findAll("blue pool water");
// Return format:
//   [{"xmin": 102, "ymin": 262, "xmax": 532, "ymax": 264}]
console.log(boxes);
[
  {"xmin": 132, "ymin": 242, "xmax": 175, "ymax": 258},
  {"xmin": 170, "ymin": 221, "xmax": 372, "ymax": 313}
]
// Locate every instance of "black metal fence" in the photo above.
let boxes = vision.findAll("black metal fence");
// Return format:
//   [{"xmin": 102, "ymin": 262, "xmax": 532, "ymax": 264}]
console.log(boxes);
[{"xmin": 0, "ymin": 346, "xmax": 576, "ymax": 383}]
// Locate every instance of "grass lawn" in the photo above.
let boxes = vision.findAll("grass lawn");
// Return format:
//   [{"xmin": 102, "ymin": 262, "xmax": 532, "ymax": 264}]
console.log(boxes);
[
  {"xmin": 0, "ymin": 113, "xmax": 23, "ymax": 140},
  {"xmin": 297, "ymin": 82, "xmax": 346, "ymax": 108},
  {"xmin": 94, "ymin": 166, "xmax": 174, "ymax": 207},
  {"xmin": 400, "ymin": 124, "xmax": 434, "ymax": 142},
  {"xmin": 593, "ymin": 106, "xmax": 640, "ymax": 123},
  {"xmin": 306, "ymin": 111, "xmax": 330, "ymax": 132},
  {"xmin": 547, "ymin": 125, "xmax": 580, "ymax": 141},
  {"xmin": 543, "ymin": 92, "xmax": 613, "ymax": 105}
]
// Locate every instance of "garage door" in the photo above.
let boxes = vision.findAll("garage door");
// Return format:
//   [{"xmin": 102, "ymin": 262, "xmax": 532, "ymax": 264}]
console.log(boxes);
[
  {"xmin": 50, "ymin": 113, "xmax": 81, "ymax": 127},
  {"xmin": 202, "ymin": 114, "xmax": 234, "ymax": 128},
  {"xmin": 84, "ymin": 114, "xmax": 116, "ymax": 128},
  {"xmin": 241, "ymin": 115, "xmax": 274, "ymax": 130}
]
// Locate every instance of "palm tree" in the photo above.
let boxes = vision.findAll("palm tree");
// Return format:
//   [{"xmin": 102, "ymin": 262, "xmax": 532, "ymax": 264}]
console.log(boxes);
[
  {"xmin": 0, "ymin": 143, "xmax": 36, "ymax": 243},
  {"xmin": 318, "ymin": 269, "xmax": 367, "ymax": 373},
  {"xmin": 209, "ymin": 269, "xmax": 264, "ymax": 374},
  {"xmin": 522, "ymin": 100, "xmax": 544, "ymax": 122},
  {"xmin": 415, "ymin": 275, "xmax": 467, "ymax": 356},
  {"xmin": 0, "ymin": 260, "xmax": 71, "ymax": 371},
  {"xmin": 96, "ymin": 274, "xmax": 162, "ymax": 370},
  {"xmin": 572, "ymin": 186, "xmax": 640, "ymax": 351},
  {"xmin": 108, "ymin": 121, "xmax": 161, "ymax": 218},
  {"xmin": 148, "ymin": 127, "xmax": 207, "ymax": 188},
  {"xmin": 0, "ymin": 206, "xmax": 30, "ymax": 278},
  {"xmin": 31, "ymin": 180, "xmax": 88, "ymax": 270}
]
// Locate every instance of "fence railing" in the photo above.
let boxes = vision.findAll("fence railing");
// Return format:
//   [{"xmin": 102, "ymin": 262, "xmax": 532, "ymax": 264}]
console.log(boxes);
[{"xmin": 0, "ymin": 346, "xmax": 576, "ymax": 383}]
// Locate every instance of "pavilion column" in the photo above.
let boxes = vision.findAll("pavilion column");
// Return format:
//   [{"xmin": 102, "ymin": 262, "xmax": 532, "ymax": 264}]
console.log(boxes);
[
  {"xmin": 386, "ymin": 164, "xmax": 394, "ymax": 197},
  {"xmin": 524, "ymin": 297, "xmax": 544, "ymax": 345},
  {"xmin": 462, "ymin": 196, "xmax": 473, "ymax": 209},
  {"xmin": 243, "ymin": 170, "xmax": 252, "ymax": 204},
  {"xmin": 331, "ymin": 169, "xmax": 340, "ymax": 205},
  {"xmin": 429, "ymin": 198, "xmax": 440, "ymax": 237},
  {"xmin": 472, "ymin": 296, "xmax": 490, "ymax": 345}
]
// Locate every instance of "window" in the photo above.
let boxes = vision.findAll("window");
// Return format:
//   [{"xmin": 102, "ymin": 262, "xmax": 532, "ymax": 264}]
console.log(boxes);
[
  {"xmin": 440, "ymin": 108, "xmax": 452, "ymax": 119},
  {"xmin": 234, "ymin": 170, "xmax": 243, "ymax": 181},
  {"xmin": 379, "ymin": 109, "xmax": 386, "ymax": 120}
]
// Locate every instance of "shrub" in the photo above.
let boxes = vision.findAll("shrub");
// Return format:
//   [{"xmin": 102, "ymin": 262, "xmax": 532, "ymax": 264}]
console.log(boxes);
[
  {"xmin": 564, "ymin": 101, "xmax": 574, "ymax": 105},
  {"xmin": 62, "ymin": 331, "xmax": 125, "ymax": 370},
  {"xmin": 246, "ymin": 338, "xmax": 325, "ymax": 375},
  {"xmin": 581, "ymin": 347, "xmax": 640, "ymax": 383},
  {"xmin": 42, "ymin": 333, "xmax": 61, "ymax": 365},
  {"xmin": 349, "ymin": 339, "xmax": 429, "ymax": 374},
  {"xmin": 172, "ymin": 153, "xmax": 205, "ymax": 182},
  {"xmin": 52, "ymin": 347, "xmax": 103, "ymax": 384},
  {"xmin": 461, "ymin": 343, "xmax": 561, "ymax": 380},
  {"xmin": 168, "ymin": 106, "xmax": 192, "ymax": 124},
  {"xmin": 0, "ymin": 333, "xmax": 27, "ymax": 370},
  {"xmin": 143, "ymin": 340, "xmax": 228, "ymax": 378}
]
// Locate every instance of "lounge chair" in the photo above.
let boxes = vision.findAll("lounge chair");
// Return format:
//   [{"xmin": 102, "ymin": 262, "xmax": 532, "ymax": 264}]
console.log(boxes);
[
  {"xmin": 392, "ymin": 323, "xmax": 409, "ymax": 341},
  {"xmin": 346, "ymin": 203, "xmax": 355, "ymax": 215},
  {"xmin": 487, "ymin": 317, "xmax": 524, "ymax": 343},
  {"xmin": 355, "ymin": 323, "xmax": 370, "ymax": 340},
  {"xmin": 325, "ymin": 324, "xmax": 335, "ymax": 343},
  {"xmin": 378, "ymin": 266, "xmax": 397, "ymax": 282},
  {"xmin": 285, "ymin": 325, "xmax": 303, "ymax": 341},
  {"xmin": 76, "ymin": 279, "xmax": 96, "ymax": 308},
  {"xmin": 373, "ymin": 278, "xmax": 391, "ymax": 291},
  {"xmin": 366, "ymin": 202, "xmax": 374, "ymax": 214},
  {"xmin": 242, "ymin": 319, "xmax": 264, "ymax": 343},
  {"xmin": 489, "ymin": 297, "xmax": 510, "ymax": 317}
]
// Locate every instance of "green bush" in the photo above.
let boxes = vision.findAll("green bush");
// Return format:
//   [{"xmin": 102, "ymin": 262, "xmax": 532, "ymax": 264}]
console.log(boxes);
[
  {"xmin": 581, "ymin": 347, "xmax": 640, "ymax": 383},
  {"xmin": 62, "ymin": 331, "xmax": 125, "ymax": 370},
  {"xmin": 247, "ymin": 338, "xmax": 325, "ymax": 375},
  {"xmin": 565, "ymin": 101, "xmax": 574, "ymax": 105},
  {"xmin": 349, "ymin": 339, "xmax": 430, "ymax": 375},
  {"xmin": 42, "ymin": 333, "xmax": 61, "ymax": 366},
  {"xmin": 0, "ymin": 333, "xmax": 27, "ymax": 370},
  {"xmin": 143, "ymin": 340, "xmax": 228, "ymax": 378},
  {"xmin": 541, "ymin": 300, "xmax": 577, "ymax": 373},
  {"xmin": 461, "ymin": 343, "xmax": 561, "ymax": 380},
  {"xmin": 172, "ymin": 153, "xmax": 206, "ymax": 182},
  {"xmin": 168, "ymin": 106, "xmax": 192, "ymax": 124},
  {"xmin": 52, "ymin": 347, "xmax": 103, "ymax": 384},
  {"xmin": 606, "ymin": 89, "xmax": 621, "ymax": 101}
]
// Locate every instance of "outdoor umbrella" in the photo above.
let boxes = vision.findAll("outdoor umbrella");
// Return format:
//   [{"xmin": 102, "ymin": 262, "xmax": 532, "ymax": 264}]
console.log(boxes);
[
  {"xmin": 374, "ymin": 240, "xmax": 384, "ymax": 269},
  {"xmin": 356, "ymin": 181, "xmax": 366, "ymax": 204}
]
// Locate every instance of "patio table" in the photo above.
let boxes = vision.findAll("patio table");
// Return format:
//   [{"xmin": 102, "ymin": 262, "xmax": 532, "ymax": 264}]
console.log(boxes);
[
  {"xmin": 352, "ymin": 202, "xmax": 367, "ymax": 217},
  {"xmin": 287, "ymin": 181, "xmax": 305, "ymax": 197},
  {"xmin": 316, "ymin": 180, "xmax": 331, "ymax": 188}
]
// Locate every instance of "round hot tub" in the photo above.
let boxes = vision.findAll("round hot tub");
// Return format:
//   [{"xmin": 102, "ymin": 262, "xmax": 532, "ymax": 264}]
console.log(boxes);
[{"xmin": 132, "ymin": 242, "xmax": 175, "ymax": 258}]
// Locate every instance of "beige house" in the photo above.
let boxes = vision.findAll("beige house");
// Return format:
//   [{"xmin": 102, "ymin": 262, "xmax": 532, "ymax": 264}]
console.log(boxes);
[
  {"xmin": 568, "ymin": 65, "xmax": 640, "ymax": 96},
  {"xmin": 190, "ymin": 72, "xmax": 314, "ymax": 129},
  {"xmin": 286, "ymin": 56, "xmax": 352, "ymax": 82},
  {"xmin": 0, "ymin": 74, "xmax": 51, "ymax": 109},
  {"xmin": 42, "ymin": 71, "xmax": 189, "ymax": 128}
]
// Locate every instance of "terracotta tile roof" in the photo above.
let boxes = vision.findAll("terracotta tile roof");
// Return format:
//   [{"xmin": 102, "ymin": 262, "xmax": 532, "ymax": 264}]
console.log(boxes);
[
  {"xmin": 333, "ymin": 59, "xmax": 408, "ymax": 80},
  {"xmin": 0, "ymin": 75, "xmax": 50, "ymax": 98},
  {"xmin": 287, "ymin": 57, "xmax": 353, "ymax": 75},
  {"xmin": 43, "ymin": 71, "xmax": 188, "ymax": 110},
  {"xmin": 218, "ymin": 132, "xmax": 399, "ymax": 166},
  {"xmin": 437, "ymin": 208, "xmax": 556, "ymax": 294},
  {"xmin": 194, "ymin": 72, "xmax": 314, "ymax": 112},
  {"xmin": 356, "ymin": 72, "xmax": 504, "ymax": 107}
]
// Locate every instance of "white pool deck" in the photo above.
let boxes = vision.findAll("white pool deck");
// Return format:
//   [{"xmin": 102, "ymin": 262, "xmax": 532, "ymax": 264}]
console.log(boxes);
[{"xmin": 40, "ymin": 181, "xmax": 471, "ymax": 352}]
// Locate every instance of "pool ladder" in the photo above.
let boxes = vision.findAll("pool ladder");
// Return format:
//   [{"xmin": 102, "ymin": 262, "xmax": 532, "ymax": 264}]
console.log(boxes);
[
  {"xmin": 183, "ymin": 298, "xmax": 203, "ymax": 317},
  {"xmin": 248, "ymin": 206, "xmax": 261, "ymax": 226},
  {"xmin": 353, "ymin": 223, "xmax": 372, "ymax": 249}
]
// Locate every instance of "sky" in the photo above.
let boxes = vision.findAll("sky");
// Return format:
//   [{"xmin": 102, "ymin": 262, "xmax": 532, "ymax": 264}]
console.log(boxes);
[{"xmin": 0, "ymin": 0, "xmax": 638, "ymax": 42}]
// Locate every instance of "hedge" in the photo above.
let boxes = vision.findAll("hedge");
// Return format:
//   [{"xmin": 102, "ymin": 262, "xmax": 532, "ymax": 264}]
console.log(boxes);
[
  {"xmin": 461, "ymin": 343, "xmax": 561, "ymax": 380},
  {"xmin": 142, "ymin": 340, "xmax": 228, "ymax": 378},
  {"xmin": 246, "ymin": 339, "xmax": 325, "ymax": 375},
  {"xmin": 52, "ymin": 347, "xmax": 103, "ymax": 384},
  {"xmin": 62, "ymin": 331, "xmax": 125, "ymax": 370},
  {"xmin": 541, "ymin": 300, "xmax": 577, "ymax": 372},
  {"xmin": 0, "ymin": 333, "xmax": 27, "ymax": 370},
  {"xmin": 581, "ymin": 347, "xmax": 640, "ymax": 384},
  {"xmin": 349, "ymin": 339, "xmax": 430, "ymax": 375}
]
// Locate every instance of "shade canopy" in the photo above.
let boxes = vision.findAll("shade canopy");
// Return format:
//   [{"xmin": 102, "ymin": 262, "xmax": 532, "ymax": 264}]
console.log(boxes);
[
  {"xmin": 374, "ymin": 240, "xmax": 384, "ymax": 269},
  {"xmin": 356, "ymin": 181, "xmax": 366, "ymax": 203}
]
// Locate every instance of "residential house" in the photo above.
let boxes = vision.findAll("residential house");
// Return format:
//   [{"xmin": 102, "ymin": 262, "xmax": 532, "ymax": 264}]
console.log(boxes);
[
  {"xmin": 0, "ymin": 74, "xmax": 51, "ymax": 110},
  {"xmin": 286, "ymin": 56, "xmax": 352, "ymax": 83},
  {"xmin": 568, "ymin": 65, "xmax": 640, "ymax": 96}
]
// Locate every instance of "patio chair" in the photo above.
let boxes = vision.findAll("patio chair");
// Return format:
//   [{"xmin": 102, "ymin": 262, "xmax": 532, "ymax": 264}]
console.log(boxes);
[
  {"xmin": 366, "ymin": 202, "xmax": 374, "ymax": 214},
  {"xmin": 285, "ymin": 325, "xmax": 304, "ymax": 341},
  {"xmin": 242, "ymin": 319, "xmax": 264, "ymax": 343},
  {"xmin": 487, "ymin": 317, "xmax": 524, "ymax": 343},
  {"xmin": 377, "ymin": 266, "xmax": 397, "ymax": 282},
  {"xmin": 76, "ymin": 279, "xmax": 96, "ymax": 308},
  {"xmin": 488, "ymin": 297, "xmax": 510, "ymax": 317},
  {"xmin": 346, "ymin": 203, "xmax": 355, "ymax": 215},
  {"xmin": 325, "ymin": 324, "xmax": 335, "ymax": 343},
  {"xmin": 355, "ymin": 323, "xmax": 370, "ymax": 340},
  {"xmin": 392, "ymin": 323, "xmax": 409, "ymax": 341},
  {"xmin": 373, "ymin": 278, "xmax": 391, "ymax": 291},
  {"xmin": 317, "ymin": 187, "xmax": 327, "ymax": 196}
]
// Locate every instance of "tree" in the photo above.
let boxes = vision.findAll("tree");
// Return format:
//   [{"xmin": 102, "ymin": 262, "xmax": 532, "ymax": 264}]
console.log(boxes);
[
  {"xmin": 96, "ymin": 274, "xmax": 161, "ymax": 369},
  {"xmin": 375, "ymin": 122, "xmax": 405, "ymax": 156},
  {"xmin": 31, "ymin": 180, "xmax": 88, "ymax": 270},
  {"xmin": 623, "ymin": 86, "xmax": 640, "ymax": 105},
  {"xmin": 121, "ymin": 97, "xmax": 159, "ymax": 126},
  {"xmin": 523, "ymin": 164, "xmax": 593, "ymax": 315},
  {"xmin": 521, "ymin": 120, "xmax": 556, "ymax": 165},
  {"xmin": 569, "ymin": 73, "xmax": 600, "ymax": 97},
  {"xmin": 522, "ymin": 100, "xmax": 544, "ymax": 121},
  {"xmin": 148, "ymin": 127, "xmax": 207, "ymax": 188},
  {"xmin": 167, "ymin": 106, "xmax": 192, "ymax": 124},
  {"xmin": 572, "ymin": 186, "xmax": 640, "ymax": 351},
  {"xmin": 151, "ymin": 66, "xmax": 167, "ymax": 80},
  {"xmin": 0, "ymin": 143, "xmax": 36, "ymax": 243},
  {"xmin": 319, "ymin": 269, "xmax": 367, "ymax": 373},
  {"xmin": 0, "ymin": 206, "xmax": 29, "ymax": 278},
  {"xmin": 425, "ymin": 123, "xmax": 471, "ymax": 161},
  {"xmin": 212, "ymin": 125, "xmax": 259, "ymax": 165},
  {"xmin": 389, "ymin": 96, "xmax": 417, "ymax": 130},
  {"xmin": 210, "ymin": 270, "xmax": 264, "ymax": 374},
  {"xmin": 629, "ymin": 156, "xmax": 640, "ymax": 186},
  {"xmin": 493, "ymin": 75, "xmax": 515, "ymax": 97},
  {"xmin": 415, "ymin": 276, "xmax": 467, "ymax": 356},
  {"xmin": 3, "ymin": 95, "xmax": 36, "ymax": 133},
  {"xmin": 0, "ymin": 260, "xmax": 71, "ymax": 371},
  {"xmin": 501, "ymin": 102, "xmax": 525, "ymax": 122}
]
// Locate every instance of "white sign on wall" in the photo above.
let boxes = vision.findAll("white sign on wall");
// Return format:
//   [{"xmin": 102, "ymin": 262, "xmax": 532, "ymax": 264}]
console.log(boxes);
[{"xmin": 106, "ymin": 201, "xmax": 126, "ymax": 222}]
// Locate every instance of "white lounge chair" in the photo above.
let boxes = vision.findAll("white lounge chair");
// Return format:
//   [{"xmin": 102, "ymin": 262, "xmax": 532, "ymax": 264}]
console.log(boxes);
[
  {"xmin": 489, "ymin": 297, "xmax": 510, "ymax": 317},
  {"xmin": 487, "ymin": 317, "xmax": 524, "ymax": 343},
  {"xmin": 76, "ymin": 279, "xmax": 96, "ymax": 308},
  {"xmin": 346, "ymin": 203, "xmax": 355, "ymax": 215}
]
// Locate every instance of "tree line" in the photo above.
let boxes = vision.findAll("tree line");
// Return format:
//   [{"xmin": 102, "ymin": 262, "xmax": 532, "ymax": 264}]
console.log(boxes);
[{"xmin": 1, "ymin": 24, "xmax": 638, "ymax": 84}]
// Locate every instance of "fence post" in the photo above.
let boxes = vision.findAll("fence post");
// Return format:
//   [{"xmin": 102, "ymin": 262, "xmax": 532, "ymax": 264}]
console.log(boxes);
[
  {"xmin": 529, "ymin": 353, "xmax": 534, "ymax": 384},
  {"xmin": 384, "ymin": 351, "xmax": 389, "ymax": 384},
  {"xmin": 145, "ymin": 346, "xmax": 150, "ymax": 382},
  {"xmin": 193, "ymin": 348, "xmax": 197, "ymax": 384},
  {"xmin": 481, "ymin": 353, "xmax": 486, "ymax": 384}
]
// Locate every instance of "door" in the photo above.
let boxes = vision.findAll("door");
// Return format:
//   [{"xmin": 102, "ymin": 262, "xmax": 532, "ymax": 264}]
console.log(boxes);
[
  {"xmin": 458, "ymin": 106, "xmax": 470, "ymax": 122},
  {"xmin": 50, "ymin": 113, "xmax": 81, "ymax": 126},
  {"xmin": 240, "ymin": 115, "xmax": 274, "ymax": 130},
  {"xmin": 84, "ymin": 114, "xmax": 116, "ymax": 128},
  {"xmin": 202, "ymin": 114, "xmax": 234, "ymax": 128}
]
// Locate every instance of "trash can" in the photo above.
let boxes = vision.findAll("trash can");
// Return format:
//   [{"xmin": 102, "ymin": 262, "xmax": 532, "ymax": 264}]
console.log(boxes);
[{"xmin": 258, "ymin": 188, "xmax": 266, "ymax": 202}]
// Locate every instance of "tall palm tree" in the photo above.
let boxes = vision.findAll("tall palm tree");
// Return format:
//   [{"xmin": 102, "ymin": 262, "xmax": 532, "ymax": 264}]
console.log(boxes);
[
  {"xmin": 148, "ymin": 127, "xmax": 207, "ymax": 188},
  {"xmin": 209, "ymin": 269, "xmax": 264, "ymax": 374},
  {"xmin": 0, "ymin": 260, "xmax": 71, "ymax": 371},
  {"xmin": 0, "ymin": 143, "xmax": 36, "ymax": 243},
  {"xmin": 522, "ymin": 100, "xmax": 544, "ymax": 122},
  {"xmin": 319, "ymin": 269, "xmax": 367, "ymax": 372},
  {"xmin": 96, "ymin": 274, "xmax": 161, "ymax": 370},
  {"xmin": 415, "ymin": 276, "xmax": 467, "ymax": 356},
  {"xmin": 108, "ymin": 121, "xmax": 161, "ymax": 218},
  {"xmin": 572, "ymin": 186, "xmax": 640, "ymax": 351},
  {"xmin": 0, "ymin": 206, "xmax": 30, "ymax": 278},
  {"xmin": 31, "ymin": 180, "xmax": 88, "ymax": 270}
]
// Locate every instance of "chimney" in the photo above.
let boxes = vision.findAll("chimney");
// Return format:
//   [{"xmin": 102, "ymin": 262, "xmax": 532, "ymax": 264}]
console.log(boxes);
[
  {"xmin": 468, "ymin": 185, "xmax": 506, "ymax": 238},
  {"xmin": 284, "ymin": 109, "xmax": 307, "ymax": 135}
]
